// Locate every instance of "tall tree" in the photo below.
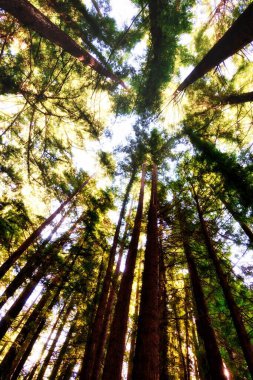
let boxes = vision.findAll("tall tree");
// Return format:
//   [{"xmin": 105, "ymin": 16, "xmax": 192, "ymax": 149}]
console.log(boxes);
[
  {"xmin": 102, "ymin": 163, "xmax": 146, "ymax": 380},
  {"xmin": 132, "ymin": 164, "xmax": 160, "ymax": 380}
]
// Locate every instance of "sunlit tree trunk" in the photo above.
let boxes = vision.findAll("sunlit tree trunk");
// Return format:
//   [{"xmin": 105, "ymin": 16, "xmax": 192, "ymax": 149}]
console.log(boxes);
[
  {"xmin": 92, "ymin": 199, "xmax": 134, "ymax": 380},
  {"xmin": 102, "ymin": 164, "xmax": 146, "ymax": 380},
  {"xmin": 49, "ymin": 311, "xmax": 79, "ymax": 380},
  {"xmin": 0, "ymin": 258, "xmax": 75, "ymax": 378},
  {"xmin": 0, "ymin": 0, "xmax": 125, "ymax": 87},
  {"xmin": 36, "ymin": 297, "xmax": 75, "ymax": 380},
  {"xmin": 0, "ymin": 176, "xmax": 90, "ymax": 279},
  {"xmin": 159, "ymin": 238, "xmax": 169, "ymax": 380},
  {"xmin": 127, "ymin": 260, "xmax": 142, "ymax": 380},
  {"xmin": 79, "ymin": 170, "xmax": 136, "ymax": 380},
  {"xmin": 194, "ymin": 192, "xmax": 253, "ymax": 378},
  {"xmin": 177, "ymin": 3, "xmax": 253, "ymax": 92},
  {"xmin": 177, "ymin": 203, "xmax": 227, "ymax": 380},
  {"xmin": 132, "ymin": 164, "xmax": 160, "ymax": 380}
]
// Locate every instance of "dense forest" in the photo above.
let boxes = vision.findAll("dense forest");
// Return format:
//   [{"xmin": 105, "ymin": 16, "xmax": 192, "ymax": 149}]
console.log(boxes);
[{"xmin": 0, "ymin": 0, "xmax": 253, "ymax": 379}]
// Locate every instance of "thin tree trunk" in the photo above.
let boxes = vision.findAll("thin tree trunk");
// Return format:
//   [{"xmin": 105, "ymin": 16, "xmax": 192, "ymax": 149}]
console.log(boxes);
[
  {"xmin": 132, "ymin": 164, "xmax": 160, "ymax": 380},
  {"xmin": 92, "ymin": 198, "xmax": 134, "ymax": 380},
  {"xmin": 184, "ymin": 284, "xmax": 191, "ymax": 380},
  {"xmin": 102, "ymin": 164, "xmax": 146, "ymax": 380},
  {"xmin": 79, "ymin": 170, "xmax": 136, "ymax": 380},
  {"xmin": 0, "ymin": 219, "xmax": 80, "ymax": 340},
  {"xmin": 0, "ymin": 268, "xmax": 44, "ymax": 340},
  {"xmin": 0, "ymin": 208, "xmax": 67, "ymax": 310},
  {"xmin": 219, "ymin": 196, "xmax": 253, "ymax": 245},
  {"xmin": 127, "ymin": 260, "xmax": 142, "ymax": 380},
  {"xmin": 0, "ymin": 287, "xmax": 58, "ymax": 378},
  {"xmin": 0, "ymin": 176, "xmax": 90, "ymax": 279},
  {"xmin": 172, "ymin": 301, "xmax": 188, "ymax": 380},
  {"xmin": 49, "ymin": 312, "xmax": 79, "ymax": 380},
  {"xmin": 28, "ymin": 301, "xmax": 66, "ymax": 380},
  {"xmin": 159, "ymin": 239, "xmax": 170, "ymax": 380},
  {"xmin": 194, "ymin": 192, "xmax": 253, "ymax": 378},
  {"xmin": 0, "ymin": 259, "xmax": 75, "ymax": 378},
  {"xmin": 177, "ymin": 203, "xmax": 227, "ymax": 380},
  {"xmin": 177, "ymin": 3, "xmax": 253, "ymax": 92},
  {"xmin": 36, "ymin": 298, "xmax": 75, "ymax": 380},
  {"xmin": 0, "ymin": 0, "xmax": 125, "ymax": 87}
]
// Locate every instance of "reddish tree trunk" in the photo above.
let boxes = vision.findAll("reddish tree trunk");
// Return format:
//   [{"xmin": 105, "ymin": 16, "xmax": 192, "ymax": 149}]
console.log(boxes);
[
  {"xmin": 36, "ymin": 298, "xmax": 74, "ymax": 380},
  {"xmin": 0, "ymin": 0, "xmax": 125, "ymax": 87},
  {"xmin": 92, "ymin": 199, "xmax": 134, "ymax": 380},
  {"xmin": 159, "ymin": 240, "xmax": 170, "ymax": 380},
  {"xmin": 79, "ymin": 170, "xmax": 136, "ymax": 380},
  {"xmin": 132, "ymin": 164, "xmax": 160, "ymax": 380},
  {"xmin": 0, "ymin": 176, "xmax": 90, "ymax": 279},
  {"xmin": 102, "ymin": 164, "xmax": 146, "ymax": 380},
  {"xmin": 49, "ymin": 312, "xmax": 79, "ymax": 380},
  {"xmin": 127, "ymin": 261, "xmax": 142, "ymax": 380},
  {"xmin": 194, "ymin": 193, "xmax": 253, "ymax": 378},
  {"xmin": 177, "ymin": 3, "xmax": 253, "ymax": 92},
  {"xmin": 177, "ymin": 203, "xmax": 227, "ymax": 380}
]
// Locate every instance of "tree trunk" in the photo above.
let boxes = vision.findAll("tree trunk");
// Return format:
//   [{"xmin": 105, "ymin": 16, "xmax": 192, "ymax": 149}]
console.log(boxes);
[
  {"xmin": 127, "ymin": 260, "xmax": 142, "ymax": 380},
  {"xmin": 194, "ymin": 192, "xmax": 253, "ymax": 378},
  {"xmin": 220, "ymin": 196, "xmax": 253, "ymax": 246},
  {"xmin": 0, "ymin": 258, "xmax": 75, "ymax": 378},
  {"xmin": 177, "ymin": 3, "xmax": 253, "ymax": 92},
  {"xmin": 92, "ymin": 198, "xmax": 134, "ymax": 380},
  {"xmin": 49, "ymin": 312, "xmax": 79, "ymax": 380},
  {"xmin": 177, "ymin": 203, "xmax": 227, "ymax": 380},
  {"xmin": 0, "ymin": 0, "xmax": 125, "ymax": 87},
  {"xmin": 132, "ymin": 164, "xmax": 160, "ymax": 380},
  {"xmin": 79, "ymin": 170, "xmax": 136, "ymax": 380},
  {"xmin": 0, "ymin": 268, "xmax": 44, "ymax": 340},
  {"xmin": 0, "ymin": 176, "xmax": 90, "ymax": 279},
  {"xmin": 0, "ymin": 209, "xmax": 71, "ymax": 309},
  {"xmin": 102, "ymin": 164, "xmax": 146, "ymax": 380},
  {"xmin": 36, "ymin": 298, "xmax": 74, "ymax": 380},
  {"xmin": 220, "ymin": 91, "xmax": 253, "ymax": 105},
  {"xmin": 159, "ymin": 239, "xmax": 170, "ymax": 380}
]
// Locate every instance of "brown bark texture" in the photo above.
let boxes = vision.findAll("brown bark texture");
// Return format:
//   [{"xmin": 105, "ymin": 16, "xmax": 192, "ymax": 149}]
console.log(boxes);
[
  {"xmin": 177, "ymin": 3, "xmax": 253, "ymax": 92},
  {"xmin": 177, "ymin": 203, "xmax": 227, "ymax": 380},
  {"xmin": 102, "ymin": 164, "xmax": 146, "ymax": 380},
  {"xmin": 132, "ymin": 164, "xmax": 160, "ymax": 380},
  {"xmin": 0, "ymin": 0, "xmax": 126, "ymax": 87},
  {"xmin": 194, "ymin": 193, "xmax": 253, "ymax": 378},
  {"xmin": 0, "ymin": 176, "xmax": 90, "ymax": 279}
]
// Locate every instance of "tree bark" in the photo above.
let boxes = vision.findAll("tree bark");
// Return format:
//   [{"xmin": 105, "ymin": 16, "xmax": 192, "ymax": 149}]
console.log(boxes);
[
  {"xmin": 0, "ymin": 176, "xmax": 90, "ymax": 279},
  {"xmin": 102, "ymin": 164, "xmax": 146, "ymax": 380},
  {"xmin": 49, "ymin": 312, "xmax": 79, "ymax": 380},
  {"xmin": 220, "ymin": 91, "xmax": 253, "ymax": 105},
  {"xmin": 177, "ymin": 3, "xmax": 253, "ymax": 92},
  {"xmin": 159, "ymin": 239, "xmax": 170, "ymax": 380},
  {"xmin": 36, "ymin": 298, "xmax": 74, "ymax": 380},
  {"xmin": 79, "ymin": 170, "xmax": 136, "ymax": 380},
  {"xmin": 127, "ymin": 260, "xmax": 142, "ymax": 380},
  {"xmin": 177, "ymin": 203, "xmax": 226, "ymax": 380},
  {"xmin": 92, "ymin": 198, "xmax": 134, "ymax": 380},
  {"xmin": 0, "ymin": 258, "xmax": 75, "ymax": 378},
  {"xmin": 132, "ymin": 164, "xmax": 160, "ymax": 380},
  {"xmin": 0, "ymin": 0, "xmax": 126, "ymax": 87},
  {"xmin": 194, "ymin": 192, "xmax": 253, "ymax": 378}
]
